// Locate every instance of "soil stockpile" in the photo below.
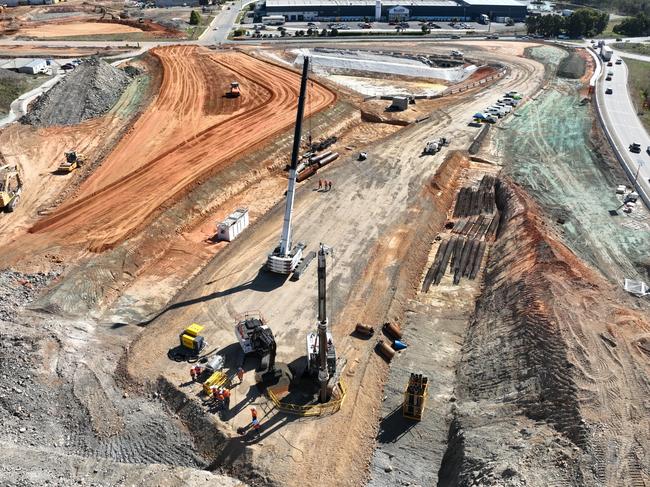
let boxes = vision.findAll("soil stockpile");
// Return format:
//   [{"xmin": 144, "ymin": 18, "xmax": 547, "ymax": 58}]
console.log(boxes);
[
  {"xmin": 22, "ymin": 57, "xmax": 131, "ymax": 127},
  {"xmin": 557, "ymin": 51, "xmax": 586, "ymax": 79}
]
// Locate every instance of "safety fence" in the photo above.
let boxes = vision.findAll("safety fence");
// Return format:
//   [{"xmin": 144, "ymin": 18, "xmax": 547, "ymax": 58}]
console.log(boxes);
[{"xmin": 267, "ymin": 380, "xmax": 347, "ymax": 417}]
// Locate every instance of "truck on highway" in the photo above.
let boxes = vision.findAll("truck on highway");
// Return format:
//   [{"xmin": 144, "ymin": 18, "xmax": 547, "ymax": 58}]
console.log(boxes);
[
  {"xmin": 600, "ymin": 45, "xmax": 613, "ymax": 61},
  {"xmin": 478, "ymin": 13, "xmax": 489, "ymax": 24}
]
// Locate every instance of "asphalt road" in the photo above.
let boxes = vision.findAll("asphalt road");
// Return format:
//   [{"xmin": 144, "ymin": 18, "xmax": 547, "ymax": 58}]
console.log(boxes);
[{"xmin": 597, "ymin": 55, "xmax": 650, "ymax": 203}]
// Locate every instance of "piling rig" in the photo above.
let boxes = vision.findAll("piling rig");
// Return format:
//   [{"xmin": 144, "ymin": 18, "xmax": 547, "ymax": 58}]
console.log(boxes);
[{"xmin": 306, "ymin": 243, "xmax": 337, "ymax": 403}]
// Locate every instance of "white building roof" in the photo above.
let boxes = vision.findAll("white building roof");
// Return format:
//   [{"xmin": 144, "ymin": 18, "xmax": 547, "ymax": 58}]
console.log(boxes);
[
  {"xmin": 460, "ymin": 0, "xmax": 525, "ymax": 6},
  {"xmin": 267, "ymin": 0, "xmax": 458, "ymax": 6}
]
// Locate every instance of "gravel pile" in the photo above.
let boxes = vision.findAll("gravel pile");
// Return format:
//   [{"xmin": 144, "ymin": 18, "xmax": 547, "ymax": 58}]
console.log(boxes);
[
  {"xmin": 0, "ymin": 269, "xmax": 61, "ymax": 322},
  {"xmin": 22, "ymin": 57, "xmax": 131, "ymax": 127}
]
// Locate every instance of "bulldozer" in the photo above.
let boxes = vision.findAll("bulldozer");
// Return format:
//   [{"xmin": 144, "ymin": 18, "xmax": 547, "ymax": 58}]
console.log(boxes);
[
  {"xmin": 226, "ymin": 81, "xmax": 241, "ymax": 98},
  {"xmin": 0, "ymin": 164, "xmax": 22, "ymax": 213},
  {"xmin": 57, "ymin": 151, "xmax": 85, "ymax": 174}
]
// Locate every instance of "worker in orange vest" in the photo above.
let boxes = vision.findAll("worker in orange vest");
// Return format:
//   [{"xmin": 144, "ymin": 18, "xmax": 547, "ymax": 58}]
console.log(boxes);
[
  {"xmin": 318, "ymin": 179, "xmax": 323, "ymax": 190},
  {"xmin": 222, "ymin": 388, "xmax": 231, "ymax": 410},
  {"xmin": 190, "ymin": 365, "xmax": 202, "ymax": 381},
  {"xmin": 250, "ymin": 407, "xmax": 257, "ymax": 421}
]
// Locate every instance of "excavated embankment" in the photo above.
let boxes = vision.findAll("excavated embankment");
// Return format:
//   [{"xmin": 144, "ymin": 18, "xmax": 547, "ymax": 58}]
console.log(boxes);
[{"xmin": 439, "ymin": 180, "xmax": 650, "ymax": 486}]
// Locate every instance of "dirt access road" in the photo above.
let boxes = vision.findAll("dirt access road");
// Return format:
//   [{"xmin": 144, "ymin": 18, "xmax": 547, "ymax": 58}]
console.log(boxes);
[
  {"xmin": 19, "ymin": 22, "xmax": 143, "ymax": 38},
  {"xmin": 27, "ymin": 46, "xmax": 336, "ymax": 251},
  {"xmin": 127, "ymin": 42, "xmax": 545, "ymax": 486}
]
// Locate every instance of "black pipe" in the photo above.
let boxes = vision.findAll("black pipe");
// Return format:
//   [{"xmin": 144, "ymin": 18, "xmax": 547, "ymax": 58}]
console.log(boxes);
[{"xmin": 290, "ymin": 57, "xmax": 310, "ymax": 171}]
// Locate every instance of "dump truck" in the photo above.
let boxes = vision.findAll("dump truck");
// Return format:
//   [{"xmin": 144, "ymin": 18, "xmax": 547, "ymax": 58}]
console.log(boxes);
[
  {"xmin": 0, "ymin": 164, "xmax": 22, "ymax": 213},
  {"xmin": 57, "ymin": 151, "xmax": 85, "ymax": 174},
  {"xmin": 226, "ymin": 81, "xmax": 241, "ymax": 98}
]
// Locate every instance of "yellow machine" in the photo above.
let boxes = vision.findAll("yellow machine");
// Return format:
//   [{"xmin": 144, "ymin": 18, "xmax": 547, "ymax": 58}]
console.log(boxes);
[
  {"xmin": 226, "ymin": 81, "xmax": 241, "ymax": 98},
  {"xmin": 0, "ymin": 164, "xmax": 22, "ymax": 213},
  {"xmin": 403, "ymin": 373, "xmax": 428, "ymax": 421},
  {"xmin": 179, "ymin": 323, "xmax": 205, "ymax": 354},
  {"xmin": 57, "ymin": 151, "xmax": 85, "ymax": 174},
  {"xmin": 202, "ymin": 370, "xmax": 228, "ymax": 395}
]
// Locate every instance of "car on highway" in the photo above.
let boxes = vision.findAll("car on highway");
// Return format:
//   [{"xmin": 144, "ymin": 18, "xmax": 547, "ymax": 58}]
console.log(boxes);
[
  {"xmin": 605, "ymin": 88, "xmax": 613, "ymax": 94},
  {"xmin": 616, "ymin": 59, "xmax": 622, "ymax": 65},
  {"xmin": 606, "ymin": 75, "xmax": 612, "ymax": 81},
  {"xmin": 451, "ymin": 35, "xmax": 461, "ymax": 39},
  {"xmin": 607, "ymin": 61, "xmax": 613, "ymax": 66},
  {"xmin": 647, "ymin": 146, "xmax": 650, "ymax": 155},
  {"xmin": 629, "ymin": 143, "xmax": 641, "ymax": 153}
]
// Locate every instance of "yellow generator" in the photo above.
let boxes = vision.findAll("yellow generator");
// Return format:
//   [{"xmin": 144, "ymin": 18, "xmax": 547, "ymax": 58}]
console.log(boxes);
[{"xmin": 179, "ymin": 323, "xmax": 205, "ymax": 354}]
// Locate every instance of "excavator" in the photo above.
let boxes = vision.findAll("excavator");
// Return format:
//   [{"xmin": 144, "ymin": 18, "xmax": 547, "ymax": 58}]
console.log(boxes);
[
  {"xmin": 56, "ymin": 151, "xmax": 85, "ymax": 174},
  {"xmin": 0, "ymin": 164, "xmax": 22, "ymax": 213},
  {"xmin": 234, "ymin": 312, "xmax": 278, "ymax": 380},
  {"xmin": 306, "ymin": 243, "xmax": 338, "ymax": 402}
]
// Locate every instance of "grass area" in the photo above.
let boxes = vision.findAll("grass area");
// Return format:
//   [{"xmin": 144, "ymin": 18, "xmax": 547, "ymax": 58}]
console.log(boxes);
[
  {"xmin": 235, "ymin": 4, "xmax": 253, "ymax": 24},
  {"xmin": 595, "ymin": 17, "xmax": 627, "ymax": 38},
  {"xmin": 0, "ymin": 72, "xmax": 52, "ymax": 116},
  {"xmin": 613, "ymin": 42, "xmax": 650, "ymax": 56},
  {"xmin": 625, "ymin": 58, "xmax": 650, "ymax": 132},
  {"xmin": 186, "ymin": 15, "xmax": 214, "ymax": 40}
]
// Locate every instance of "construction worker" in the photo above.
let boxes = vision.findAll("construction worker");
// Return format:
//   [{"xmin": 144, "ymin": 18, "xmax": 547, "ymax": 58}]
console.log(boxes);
[
  {"xmin": 236, "ymin": 367, "xmax": 245, "ymax": 384},
  {"xmin": 222, "ymin": 388, "xmax": 231, "ymax": 410},
  {"xmin": 318, "ymin": 179, "xmax": 323, "ymax": 190},
  {"xmin": 190, "ymin": 365, "xmax": 202, "ymax": 382},
  {"xmin": 328, "ymin": 181, "xmax": 332, "ymax": 191},
  {"xmin": 250, "ymin": 407, "xmax": 258, "ymax": 422},
  {"xmin": 252, "ymin": 418, "xmax": 261, "ymax": 437}
]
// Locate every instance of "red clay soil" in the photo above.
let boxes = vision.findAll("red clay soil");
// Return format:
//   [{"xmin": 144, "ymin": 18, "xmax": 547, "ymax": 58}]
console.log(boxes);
[
  {"xmin": 29, "ymin": 46, "xmax": 336, "ymax": 251},
  {"xmin": 96, "ymin": 18, "xmax": 184, "ymax": 37}
]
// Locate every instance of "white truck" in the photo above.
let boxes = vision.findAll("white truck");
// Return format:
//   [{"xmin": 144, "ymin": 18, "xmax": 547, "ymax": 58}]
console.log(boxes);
[{"xmin": 600, "ymin": 45, "xmax": 613, "ymax": 61}]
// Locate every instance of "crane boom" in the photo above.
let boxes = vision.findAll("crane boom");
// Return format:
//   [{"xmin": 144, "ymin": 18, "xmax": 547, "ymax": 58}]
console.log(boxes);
[
  {"xmin": 266, "ymin": 57, "xmax": 309, "ymax": 274},
  {"xmin": 279, "ymin": 56, "xmax": 309, "ymax": 257}
]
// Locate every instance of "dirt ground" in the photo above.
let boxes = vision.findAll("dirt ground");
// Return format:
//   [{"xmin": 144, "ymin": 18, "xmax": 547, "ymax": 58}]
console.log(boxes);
[
  {"xmin": 18, "ymin": 21, "xmax": 143, "ymax": 38},
  {"xmin": 24, "ymin": 46, "xmax": 335, "ymax": 251},
  {"xmin": 5, "ymin": 38, "xmax": 646, "ymax": 487},
  {"xmin": 120, "ymin": 43, "xmax": 544, "ymax": 487}
]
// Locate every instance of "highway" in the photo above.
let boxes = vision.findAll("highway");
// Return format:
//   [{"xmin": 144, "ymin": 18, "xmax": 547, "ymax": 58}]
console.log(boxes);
[{"xmin": 596, "ymin": 52, "xmax": 650, "ymax": 205}]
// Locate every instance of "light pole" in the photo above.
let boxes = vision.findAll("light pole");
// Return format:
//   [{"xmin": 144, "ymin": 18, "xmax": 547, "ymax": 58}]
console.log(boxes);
[{"xmin": 634, "ymin": 159, "xmax": 644, "ymax": 186}]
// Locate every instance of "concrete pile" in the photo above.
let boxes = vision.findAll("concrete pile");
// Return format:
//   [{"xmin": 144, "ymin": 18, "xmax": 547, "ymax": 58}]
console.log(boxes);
[{"xmin": 22, "ymin": 57, "xmax": 131, "ymax": 127}]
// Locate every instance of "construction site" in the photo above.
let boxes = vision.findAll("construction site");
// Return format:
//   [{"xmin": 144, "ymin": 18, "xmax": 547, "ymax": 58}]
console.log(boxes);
[{"xmin": 0, "ymin": 26, "xmax": 649, "ymax": 487}]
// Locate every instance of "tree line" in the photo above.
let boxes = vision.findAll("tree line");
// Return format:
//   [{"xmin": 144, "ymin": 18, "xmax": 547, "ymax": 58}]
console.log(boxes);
[
  {"xmin": 613, "ymin": 13, "xmax": 650, "ymax": 36},
  {"xmin": 526, "ymin": 8, "xmax": 609, "ymax": 37}
]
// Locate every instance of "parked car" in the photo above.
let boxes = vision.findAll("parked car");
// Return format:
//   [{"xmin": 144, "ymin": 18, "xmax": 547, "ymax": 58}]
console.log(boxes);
[{"xmin": 605, "ymin": 88, "xmax": 613, "ymax": 94}]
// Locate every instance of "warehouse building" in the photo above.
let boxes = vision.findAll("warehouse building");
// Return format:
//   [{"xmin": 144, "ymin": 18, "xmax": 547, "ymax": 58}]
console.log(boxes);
[{"xmin": 264, "ymin": 0, "xmax": 527, "ymax": 22}]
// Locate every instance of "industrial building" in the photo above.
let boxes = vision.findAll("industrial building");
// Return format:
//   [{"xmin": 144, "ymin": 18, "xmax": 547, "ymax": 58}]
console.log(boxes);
[{"xmin": 263, "ymin": 0, "xmax": 528, "ymax": 22}]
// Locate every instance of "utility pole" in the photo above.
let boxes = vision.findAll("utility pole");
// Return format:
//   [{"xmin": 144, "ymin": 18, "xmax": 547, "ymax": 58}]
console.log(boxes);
[{"xmin": 634, "ymin": 160, "xmax": 644, "ymax": 186}]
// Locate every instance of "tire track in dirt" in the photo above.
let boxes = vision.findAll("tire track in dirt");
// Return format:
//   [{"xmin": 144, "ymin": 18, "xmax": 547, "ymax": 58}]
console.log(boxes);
[{"xmin": 29, "ymin": 47, "xmax": 336, "ymax": 251}]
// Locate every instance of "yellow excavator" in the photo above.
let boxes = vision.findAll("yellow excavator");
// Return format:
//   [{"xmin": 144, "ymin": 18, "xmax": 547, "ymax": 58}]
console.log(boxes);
[
  {"xmin": 0, "ymin": 164, "xmax": 22, "ymax": 213},
  {"xmin": 57, "ymin": 151, "xmax": 85, "ymax": 174}
]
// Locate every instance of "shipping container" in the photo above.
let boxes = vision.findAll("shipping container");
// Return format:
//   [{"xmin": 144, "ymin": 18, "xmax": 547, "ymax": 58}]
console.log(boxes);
[{"xmin": 216, "ymin": 208, "xmax": 249, "ymax": 242}]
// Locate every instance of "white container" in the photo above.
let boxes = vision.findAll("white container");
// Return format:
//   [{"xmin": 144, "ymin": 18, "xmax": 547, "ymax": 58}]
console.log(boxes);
[{"xmin": 216, "ymin": 208, "xmax": 249, "ymax": 242}]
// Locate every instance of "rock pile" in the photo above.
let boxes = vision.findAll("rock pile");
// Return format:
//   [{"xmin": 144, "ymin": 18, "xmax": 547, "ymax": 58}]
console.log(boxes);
[{"xmin": 22, "ymin": 57, "xmax": 131, "ymax": 127}]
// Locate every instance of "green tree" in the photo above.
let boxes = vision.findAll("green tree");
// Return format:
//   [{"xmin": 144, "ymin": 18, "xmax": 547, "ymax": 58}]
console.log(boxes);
[
  {"xmin": 330, "ymin": 27, "xmax": 338, "ymax": 36},
  {"xmin": 613, "ymin": 13, "xmax": 650, "ymax": 36},
  {"xmin": 189, "ymin": 10, "xmax": 201, "ymax": 25}
]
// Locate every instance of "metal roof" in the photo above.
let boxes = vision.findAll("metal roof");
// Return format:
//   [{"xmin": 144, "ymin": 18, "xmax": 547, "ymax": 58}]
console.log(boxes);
[
  {"xmin": 459, "ymin": 0, "xmax": 526, "ymax": 6},
  {"xmin": 267, "ymin": 0, "xmax": 458, "ymax": 6}
]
